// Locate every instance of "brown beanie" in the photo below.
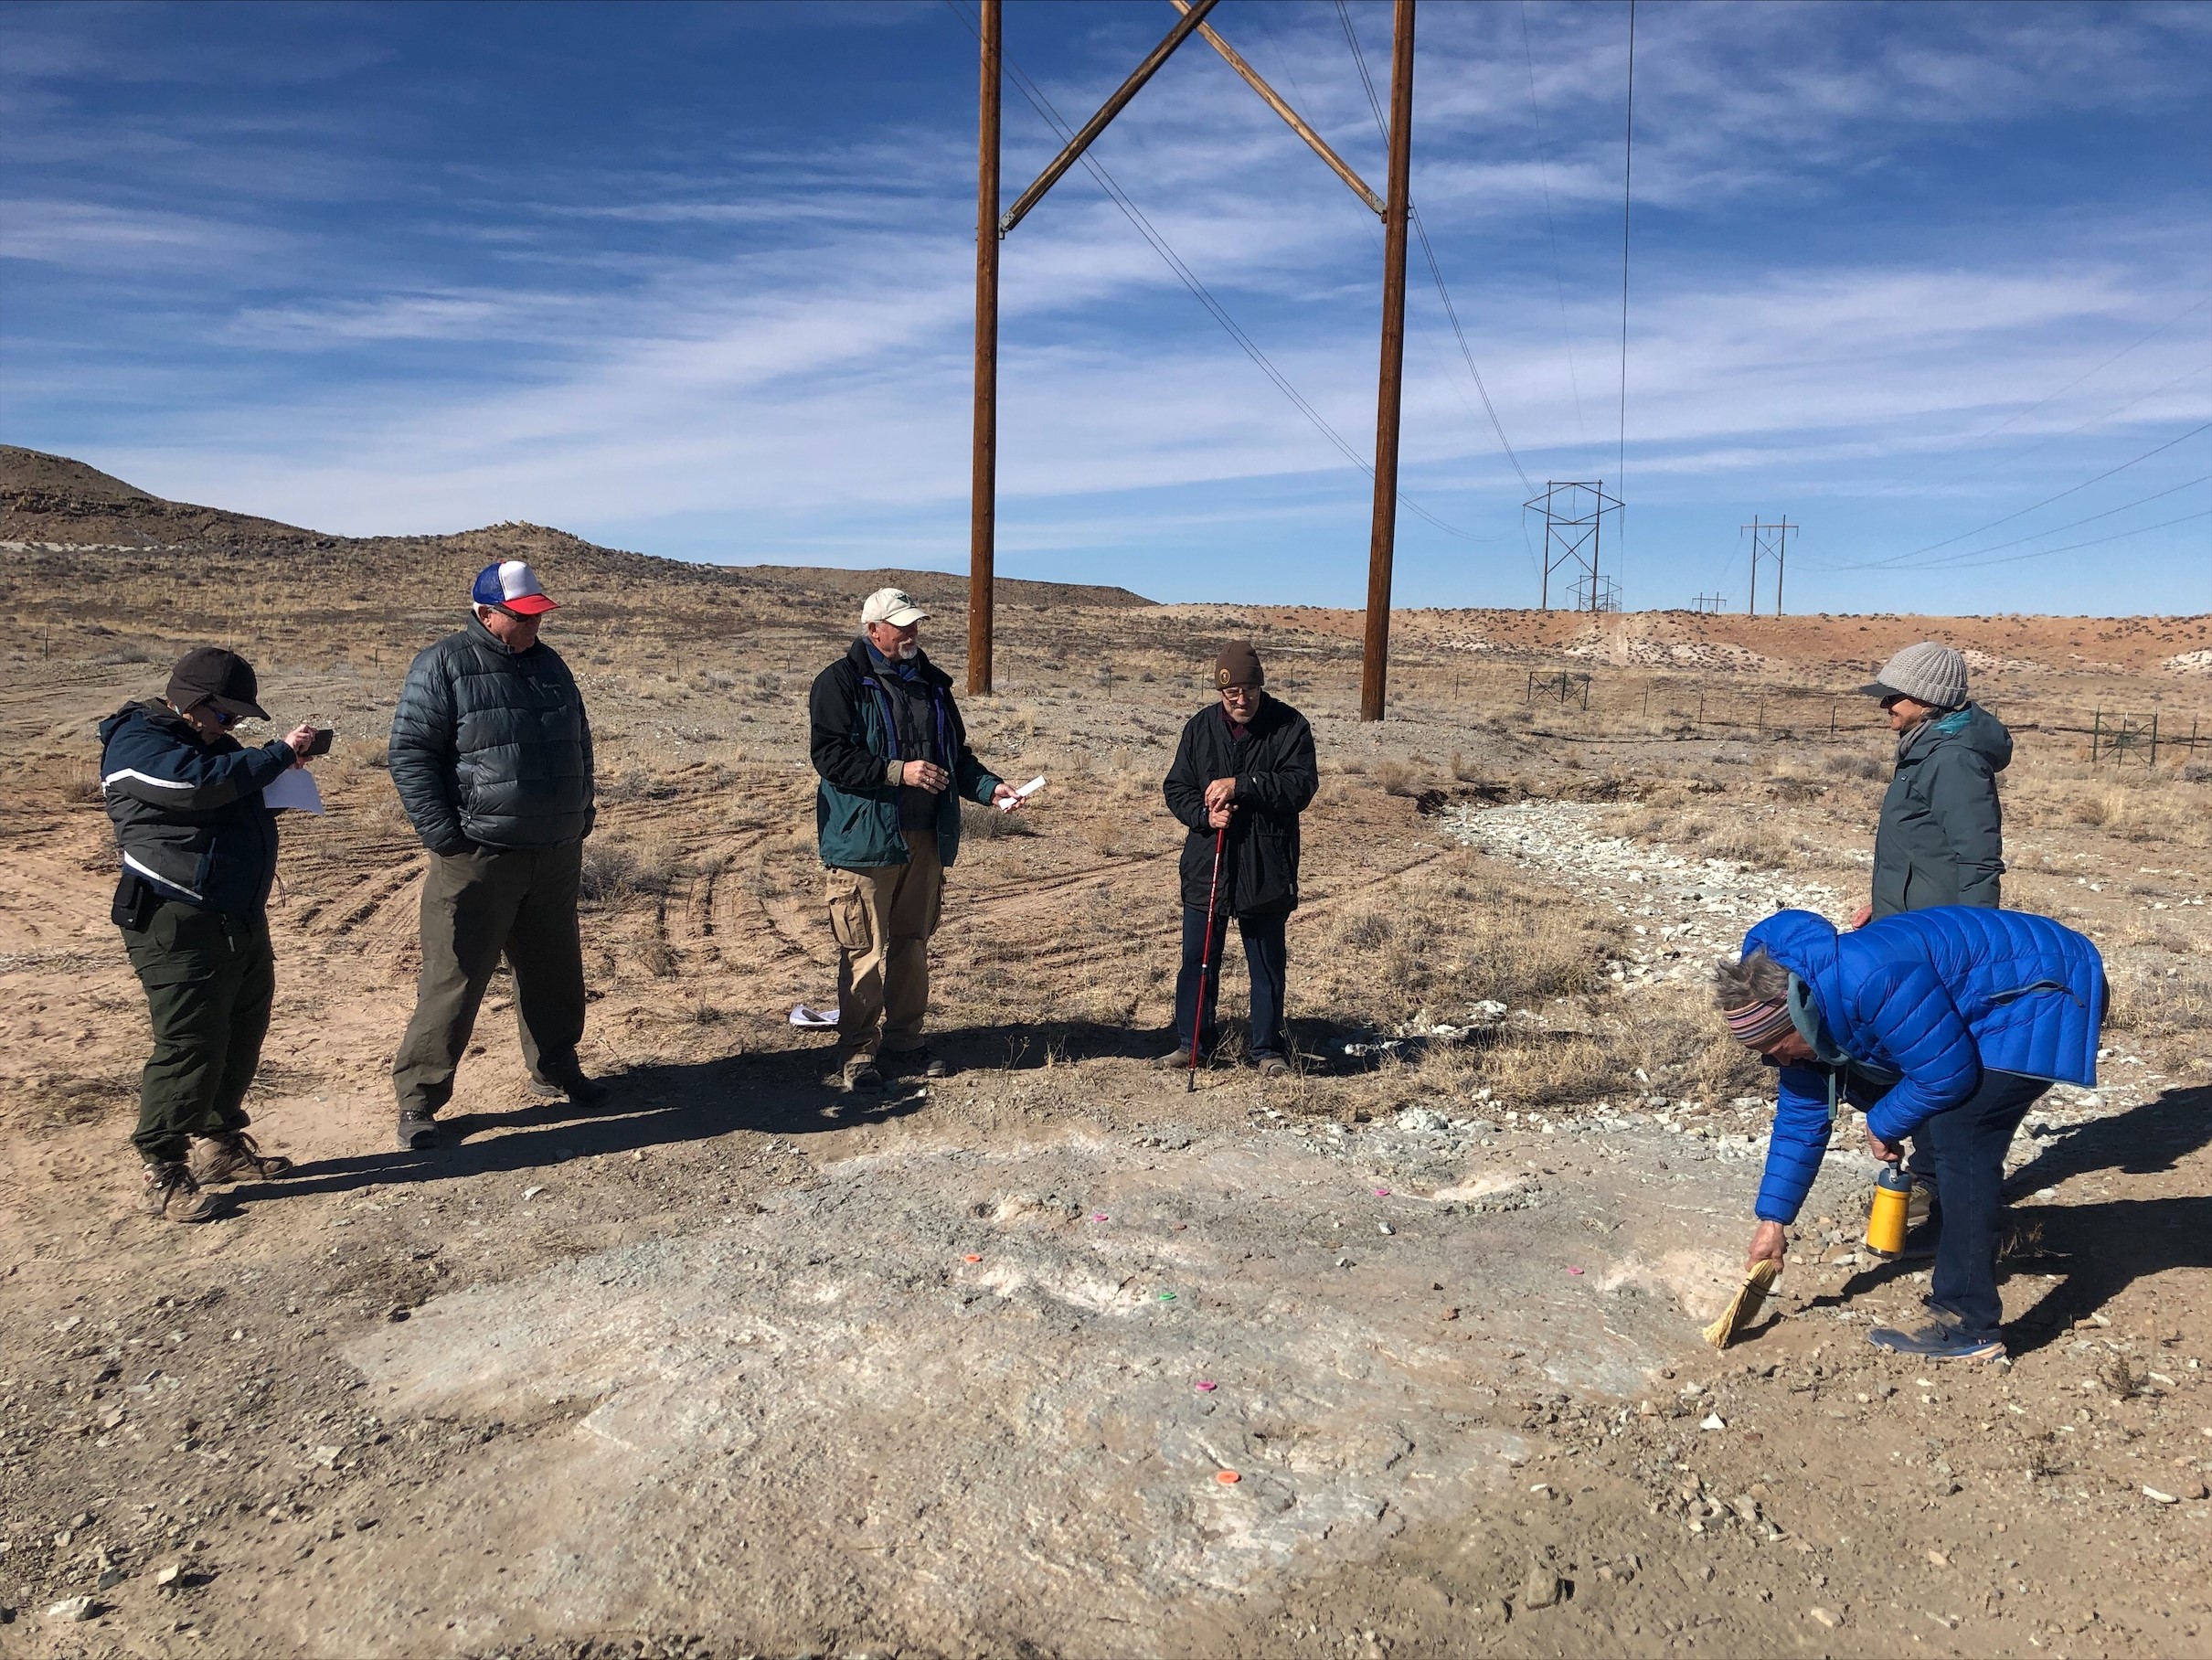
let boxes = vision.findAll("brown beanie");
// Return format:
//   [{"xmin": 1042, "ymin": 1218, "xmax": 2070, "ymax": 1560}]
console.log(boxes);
[{"xmin": 1214, "ymin": 641, "xmax": 1264, "ymax": 689}]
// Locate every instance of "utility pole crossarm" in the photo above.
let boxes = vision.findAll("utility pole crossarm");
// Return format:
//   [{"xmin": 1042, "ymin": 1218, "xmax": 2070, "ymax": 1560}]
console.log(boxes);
[
  {"xmin": 1167, "ymin": 0, "xmax": 1385, "ymax": 217},
  {"xmin": 998, "ymin": 0, "xmax": 1221, "ymax": 238}
]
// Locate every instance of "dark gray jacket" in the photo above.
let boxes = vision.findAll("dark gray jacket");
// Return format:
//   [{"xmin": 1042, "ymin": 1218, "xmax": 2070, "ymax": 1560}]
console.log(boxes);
[
  {"xmin": 1870, "ymin": 703, "xmax": 2010, "ymax": 919},
  {"xmin": 389, "ymin": 616, "xmax": 595, "ymax": 855}
]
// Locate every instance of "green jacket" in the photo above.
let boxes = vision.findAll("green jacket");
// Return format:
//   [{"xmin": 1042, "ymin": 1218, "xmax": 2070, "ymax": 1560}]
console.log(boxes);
[
  {"xmin": 808, "ymin": 637, "xmax": 1001, "ymax": 869},
  {"xmin": 1870, "ymin": 703, "xmax": 2010, "ymax": 919}
]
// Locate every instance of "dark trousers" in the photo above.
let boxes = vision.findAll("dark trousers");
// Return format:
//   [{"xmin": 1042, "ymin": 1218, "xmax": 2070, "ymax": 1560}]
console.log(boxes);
[
  {"xmin": 123, "ymin": 901, "xmax": 275, "ymax": 1164},
  {"xmin": 392, "ymin": 843, "xmax": 587, "ymax": 1116},
  {"xmin": 1919, "ymin": 1069, "xmax": 2049, "ymax": 1340},
  {"xmin": 1174, "ymin": 905, "xmax": 1289, "ymax": 1060}
]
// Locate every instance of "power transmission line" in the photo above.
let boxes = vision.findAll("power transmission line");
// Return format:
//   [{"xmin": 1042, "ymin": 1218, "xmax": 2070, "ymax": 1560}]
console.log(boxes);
[
  {"xmin": 1410, "ymin": 208, "xmax": 1535, "ymax": 496},
  {"xmin": 1834, "ymin": 420, "xmax": 2212, "ymax": 569},
  {"xmin": 1913, "ymin": 474, "xmax": 2211, "ymax": 569},
  {"xmin": 1921, "ymin": 293, "xmax": 2212, "ymax": 465},
  {"xmin": 1920, "ymin": 507, "xmax": 2210, "ymax": 572},
  {"xmin": 943, "ymin": 0, "xmax": 1502, "ymax": 543},
  {"xmin": 1334, "ymin": 0, "xmax": 1534, "ymax": 495}
]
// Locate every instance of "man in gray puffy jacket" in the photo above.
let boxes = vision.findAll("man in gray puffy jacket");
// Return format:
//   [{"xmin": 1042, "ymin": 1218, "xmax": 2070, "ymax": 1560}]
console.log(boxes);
[{"xmin": 387, "ymin": 560, "xmax": 602, "ymax": 1149}]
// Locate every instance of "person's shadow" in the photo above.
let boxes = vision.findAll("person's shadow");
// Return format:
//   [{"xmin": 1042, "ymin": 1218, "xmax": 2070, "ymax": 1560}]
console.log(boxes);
[
  {"xmin": 234, "ymin": 1047, "xmax": 935, "ymax": 1208},
  {"xmin": 1791, "ymin": 1087, "xmax": 2212, "ymax": 1356},
  {"xmin": 233, "ymin": 1019, "xmax": 1167, "ymax": 1210},
  {"xmin": 1994, "ymin": 1084, "xmax": 2212, "ymax": 1357}
]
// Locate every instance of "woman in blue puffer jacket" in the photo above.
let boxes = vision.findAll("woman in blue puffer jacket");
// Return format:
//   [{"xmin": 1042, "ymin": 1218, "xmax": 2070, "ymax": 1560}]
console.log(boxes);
[{"xmin": 1713, "ymin": 906, "xmax": 2104, "ymax": 1360}]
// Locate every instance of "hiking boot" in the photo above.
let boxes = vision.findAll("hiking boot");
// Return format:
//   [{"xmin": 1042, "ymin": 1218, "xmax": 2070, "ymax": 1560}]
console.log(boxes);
[
  {"xmin": 528, "ymin": 1070, "xmax": 611, "ymax": 1109},
  {"xmin": 839, "ymin": 1055, "xmax": 883, "ymax": 1093},
  {"xmin": 397, "ymin": 1111, "xmax": 439, "ymax": 1151},
  {"xmin": 887, "ymin": 1048, "xmax": 950, "ymax": 1080},
  {"xmin": 191, "ymin": 1131, "xmax": 293, "ymax": 1186},
  {"xmin": 1255, "ymin": 1055, "xmax": 1292, "ymax": 1079},
  {"xmin": 1866, "ymin": 1318, "xmax": 2005, "ymax": 1362},
  {"xmin": 141, "ymin": 1161, "xmax": 219, "ymax": 1223},
  {"xmin": 1906, "ymin": 1176, "xmax": 1938, "ymax": 1235},
  {"xmin": 1154, "ymin": 1045, "xmax": 1207, "ymax": 1070}
]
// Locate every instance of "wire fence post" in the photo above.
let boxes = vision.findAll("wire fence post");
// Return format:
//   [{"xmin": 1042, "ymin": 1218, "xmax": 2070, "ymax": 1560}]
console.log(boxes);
[
  {"xmin": 2090, "ymin": 707, "xmax": 2101, "ymax": 764},
  {"xmin": 2150, "ymin": 709, "xmax": 2159, "ymax": 769}
]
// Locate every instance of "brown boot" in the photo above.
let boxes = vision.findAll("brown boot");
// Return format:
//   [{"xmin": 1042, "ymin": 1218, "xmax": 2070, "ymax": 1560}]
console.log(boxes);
[
  {"xmin": 141, "ymin": 1161, "xmax": 220, "ymax": 1223},
  {"xmin": 192, "ymin": 1131, "xmax": 294, "ymax": 1186}
]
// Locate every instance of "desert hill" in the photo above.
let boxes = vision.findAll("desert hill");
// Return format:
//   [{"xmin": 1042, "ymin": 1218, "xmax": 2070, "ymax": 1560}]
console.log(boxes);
[
  {"xmin": 0, "ymin": 444, "xmax": 1155, "ymax": 619},
  {"xmin": 5, "ymin": 444, "xmax": 2209, "ymax": 684}
]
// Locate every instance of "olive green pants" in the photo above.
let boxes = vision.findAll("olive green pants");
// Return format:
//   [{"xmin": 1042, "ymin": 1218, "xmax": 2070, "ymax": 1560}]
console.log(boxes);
[
  {"xmin": 122, "ymin": 901, "xmax": 274, "ymax": 1165},
  {"xmin": 391, "ymin": 842, "xmax": 587, "ymax": 1117}
]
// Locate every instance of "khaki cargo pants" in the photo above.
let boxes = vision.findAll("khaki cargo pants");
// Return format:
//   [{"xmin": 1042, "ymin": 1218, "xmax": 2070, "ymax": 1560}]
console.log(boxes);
[{"xmin": 827, "ymin": 835, "xmax": 943, "ymax": 1059}]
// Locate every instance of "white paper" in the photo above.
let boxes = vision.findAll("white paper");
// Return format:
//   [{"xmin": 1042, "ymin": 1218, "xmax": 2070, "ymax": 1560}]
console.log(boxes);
[
  {"xmin": 998, "ymin": 774, "xmax": 1047, "ymax": 812},
  {"xmin": 790, "ymin": 1003, "xmax": 840, "ymax": 1028},
  {"xmin": 263, "ymin": 767, "xmax": 324, "ymax": 814}
]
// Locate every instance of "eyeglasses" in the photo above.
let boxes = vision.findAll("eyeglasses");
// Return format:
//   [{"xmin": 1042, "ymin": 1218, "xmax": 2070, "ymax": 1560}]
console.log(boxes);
[{"xmin": 1220, "ymin": 683, "xmax": 1260, "ymax": 697}]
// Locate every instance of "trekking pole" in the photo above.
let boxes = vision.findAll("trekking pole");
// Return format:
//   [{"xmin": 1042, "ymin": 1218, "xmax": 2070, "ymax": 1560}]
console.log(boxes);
[{"xmin": 1188, "ymin": 818, "xmax": 1228, "ymax": 1092}]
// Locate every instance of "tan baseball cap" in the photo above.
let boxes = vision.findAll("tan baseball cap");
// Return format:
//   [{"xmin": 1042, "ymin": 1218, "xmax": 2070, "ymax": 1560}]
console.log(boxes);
[{"xmin": 860, "ymin": 587, "xmax": 930, "ymax": 628}]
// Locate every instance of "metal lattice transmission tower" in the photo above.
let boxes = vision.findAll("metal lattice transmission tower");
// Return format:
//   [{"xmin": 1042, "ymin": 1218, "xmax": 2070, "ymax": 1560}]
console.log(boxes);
[
  {"xmin": 1740, "ymin": 515, "xmax": 1797, "ymax": 615},
  {"xmin": 1526, "ymin": 480, "xmax": 1622, "ymax": 612}
]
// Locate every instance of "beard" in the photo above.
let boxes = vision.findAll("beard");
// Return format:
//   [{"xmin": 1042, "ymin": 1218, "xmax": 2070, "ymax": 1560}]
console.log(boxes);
[{"xmin": 896, "ymin": 640, "xmax": 920, "ymax": 661}]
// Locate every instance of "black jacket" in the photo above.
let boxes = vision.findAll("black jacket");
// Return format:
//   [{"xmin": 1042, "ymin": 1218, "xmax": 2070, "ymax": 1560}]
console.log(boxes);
[
  {"xmin": 1870, "ymin": 703, "xmax": 2010, "ymax": 919},
  {"xmin": 99, "ymin": 700, "xmax": 296, "ymax": 916},
  {"xmin": 1163, "ymin": 695, "xmax": 1317, "ymax": 915},
  {"xmin": 808, "ymin": 637, "xmax": 998, "ymax": 869},
  {"xmin": 389, "ymin": 616, "xmax": 595, "ymax": 855}
]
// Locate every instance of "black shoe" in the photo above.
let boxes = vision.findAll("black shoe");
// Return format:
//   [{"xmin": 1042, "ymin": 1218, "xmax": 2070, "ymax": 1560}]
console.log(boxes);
[
  {"xmin": 397, "ymin": 1112, "xmax": 439, "ymax": 1151},
  {"xmin": 529, "ymin": 1071, "xmax": 611, "ymax": 1109},
  {"xmin": 888, "ymin": 1048, "xmax": 950, "ymax": 1079}
]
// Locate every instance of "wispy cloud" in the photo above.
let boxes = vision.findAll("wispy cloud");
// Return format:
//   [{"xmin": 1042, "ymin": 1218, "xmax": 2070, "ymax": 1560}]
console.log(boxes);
[{"xmin": 3, "ymin": 1, "xmax": 2207, "ymax": 614}]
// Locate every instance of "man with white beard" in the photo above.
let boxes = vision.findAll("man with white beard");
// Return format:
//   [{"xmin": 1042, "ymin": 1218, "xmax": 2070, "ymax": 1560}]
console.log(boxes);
[{"xmin": 806, "ymin": 589, "xmax": 1021, "ymax": 1091}]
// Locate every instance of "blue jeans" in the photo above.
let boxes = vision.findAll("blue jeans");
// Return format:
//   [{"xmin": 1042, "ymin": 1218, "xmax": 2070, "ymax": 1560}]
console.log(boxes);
[
  {"xmin": 1175, "ymin": 906, "xmax": 1288, "ymax": 1060},
  {"xmin": 1918, "ymin": 1069, "xmax": 2049, "ymax": 1340}
]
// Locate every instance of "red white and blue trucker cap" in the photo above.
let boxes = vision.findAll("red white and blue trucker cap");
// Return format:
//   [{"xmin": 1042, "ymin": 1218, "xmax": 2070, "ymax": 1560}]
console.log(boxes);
[{"xmin": 471, "ymin": 560, "xmax": 558, "ymax": 615}]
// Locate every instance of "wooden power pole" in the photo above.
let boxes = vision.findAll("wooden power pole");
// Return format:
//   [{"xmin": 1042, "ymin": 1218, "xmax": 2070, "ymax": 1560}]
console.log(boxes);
[
  {"xmin": 968, "ymin": 0, "xmax": 1002, "ymax": 697},
  {"xmin": 1358, "ymin": 0, "xmax": 1416, "ymax": 723},
  {"xmin": 967, "ymin": 0, "xmax": 1410, "ymax": 707}
]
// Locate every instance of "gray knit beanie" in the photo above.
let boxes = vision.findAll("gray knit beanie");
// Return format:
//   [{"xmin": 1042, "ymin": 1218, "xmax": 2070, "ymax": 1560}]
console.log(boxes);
[{"xmin": 1861, "ymin": 642, "xmax": 1967, "ymax": 709}]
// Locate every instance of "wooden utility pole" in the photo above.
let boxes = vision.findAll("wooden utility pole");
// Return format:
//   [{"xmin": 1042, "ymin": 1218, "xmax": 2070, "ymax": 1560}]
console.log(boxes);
[
  {"xmin": 1359, "ymin": 0, "xmax": 1415, "ymax": 723},
  {"xmin": 968, "ymin": 0, "xmax": 1002, "ymax": 697}
]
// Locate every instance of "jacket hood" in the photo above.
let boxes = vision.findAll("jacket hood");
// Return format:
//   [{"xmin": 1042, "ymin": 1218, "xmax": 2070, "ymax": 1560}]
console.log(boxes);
[
  {"xmin": 1903, "ymin": 701, "xmax": 2011, "ymax": 771},
  {"xmin": 1734, "ymin": 916, "xmax": 1840, "ymax": 1009}
]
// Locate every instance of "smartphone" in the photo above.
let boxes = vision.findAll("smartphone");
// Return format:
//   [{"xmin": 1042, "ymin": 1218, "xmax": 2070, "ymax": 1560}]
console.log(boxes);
[{"xmin": 304, "ymin": 729, "xmax": 335, "ymax": 757}]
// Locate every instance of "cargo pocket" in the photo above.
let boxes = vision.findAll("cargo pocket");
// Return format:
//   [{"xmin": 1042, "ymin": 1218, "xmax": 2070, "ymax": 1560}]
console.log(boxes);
[{"xmin": 825, "ymin": 872, "xmax": 874, "ymax": 954}]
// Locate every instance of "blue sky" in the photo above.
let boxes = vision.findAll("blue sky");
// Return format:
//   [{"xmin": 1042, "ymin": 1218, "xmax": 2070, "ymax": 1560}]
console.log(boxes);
[{"xmin": 5, "ymin": 0, "xmax": 2207, "ymax": 613}]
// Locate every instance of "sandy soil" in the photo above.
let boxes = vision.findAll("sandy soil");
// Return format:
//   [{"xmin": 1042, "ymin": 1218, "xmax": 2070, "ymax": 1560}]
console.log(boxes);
[{"xmin": 3, "ymin": 451, "xmax": 2210, "ymax": 1658}]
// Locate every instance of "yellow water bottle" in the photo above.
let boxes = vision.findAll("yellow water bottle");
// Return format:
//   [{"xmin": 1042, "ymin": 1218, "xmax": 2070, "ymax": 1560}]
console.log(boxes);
[{"xmin": 1865, "ymin": 1163, "xmax": 1911, "ymax": 1257}]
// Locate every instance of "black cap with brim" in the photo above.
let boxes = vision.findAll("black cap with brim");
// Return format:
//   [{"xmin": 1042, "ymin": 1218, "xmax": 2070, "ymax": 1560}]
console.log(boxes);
[
  {"xmin": 1859, "ymin": 680, "xmax": 1903, "ymax": 701},
  {"xmin": 166, "ymin": 646, "xmax": 270, "ymax": 721}
]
